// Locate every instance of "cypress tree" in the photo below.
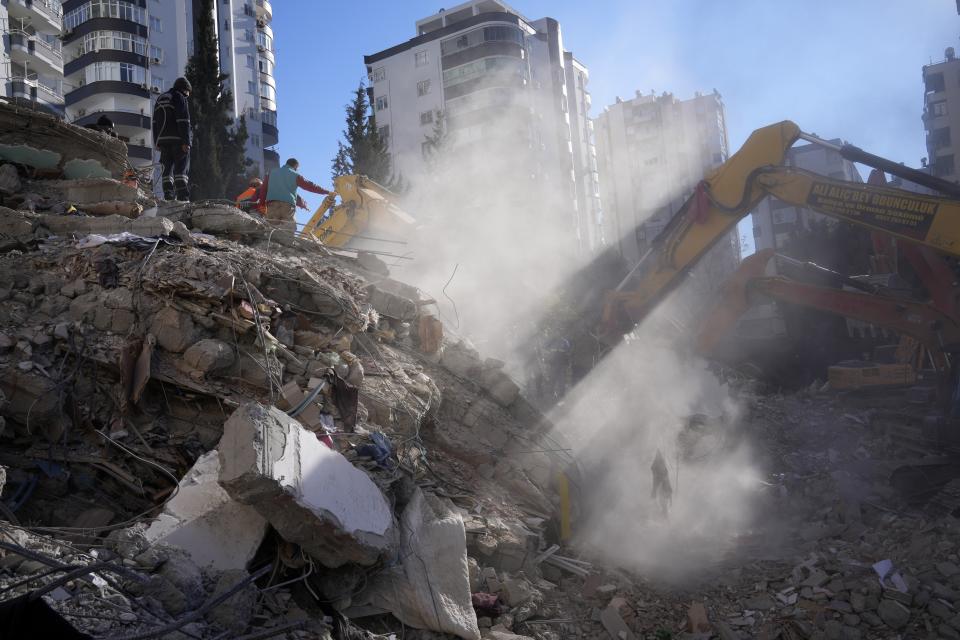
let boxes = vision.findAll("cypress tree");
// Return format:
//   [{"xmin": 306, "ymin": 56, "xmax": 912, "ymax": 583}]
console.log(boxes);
[
  {"xmin": 184, "ymin": 0, "xmax": 250, "ymax": 199},
  {"xmin": 331, "ymin": 82, "xmax": 396, "ymax": 187}
]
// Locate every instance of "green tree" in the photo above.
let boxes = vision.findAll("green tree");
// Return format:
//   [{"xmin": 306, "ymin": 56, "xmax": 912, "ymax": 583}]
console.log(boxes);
[
  {"xmin": 331, "ymin": 82, "xmax": 396, "ymax": 187},
  {"xmin": 184, "ymin": 0, "xmax": 250, "ymax": 200}
]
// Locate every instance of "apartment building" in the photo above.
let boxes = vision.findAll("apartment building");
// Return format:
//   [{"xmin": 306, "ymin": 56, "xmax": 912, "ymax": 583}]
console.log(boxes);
[
  {"xmin": 0, "ymin": 0, "xmax": 65, "ymax": 116},
  {"xmin": 60, "ymin": 0, "xmax": 277, "ymax": 172},
  {"xmin": 922, "ymin": 46, "xmax": 960, "ymax": 183},
  {"xmin": 594, "ymin": 89, "xmax": 739, "ymax": 285},
  {"xmin": 363, "ymin": 0, "xmax": 603, "ymax": 254}
]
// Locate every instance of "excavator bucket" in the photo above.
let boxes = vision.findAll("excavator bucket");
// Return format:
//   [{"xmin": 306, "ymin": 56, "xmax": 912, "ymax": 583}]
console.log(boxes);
[{"xmin": 695, "ymin": 248, "xmax": 775, "ymax": 355}]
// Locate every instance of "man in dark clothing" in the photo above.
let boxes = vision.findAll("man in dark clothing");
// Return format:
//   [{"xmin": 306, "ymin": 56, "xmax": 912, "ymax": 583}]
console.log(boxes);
[
  {"xmin": 152, "ymin": 77, "xmax": 192, "ymax": 201},
  {"xmin": 84, "ymin": 115, "xmax": 117, "ymax": 138}
]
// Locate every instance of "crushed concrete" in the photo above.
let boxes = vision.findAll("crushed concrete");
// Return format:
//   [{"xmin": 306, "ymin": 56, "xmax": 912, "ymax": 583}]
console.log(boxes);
[
  {"xmin": 142, "ymin": 451, "xmax": 268, "ymax": 571},
  {"xmin": 219, "ymin": 402, "xmax": 396, "ymax": 567}
]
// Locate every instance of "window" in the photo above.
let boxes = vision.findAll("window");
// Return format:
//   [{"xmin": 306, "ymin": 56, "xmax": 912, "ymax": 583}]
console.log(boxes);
[
  {"xmin": 149, "ymin": 16, "xmax": 162, "ymax": 32},
  {"xmin": 375, "ymin": 95, "xmax": 388, "ymax": 111},
  {"xmin": 935, "ymin": 154, "xmax": 955, "ymax": 177},
  {"xmin": 251, "ymin": 134, "xmax": 261, "ymax": 147},
  {"xmin": 417, "ymin": 79, "xmax": 431, "ymax": 97},
  {"xmin": 372, "ymin": 67, "xmax": 385, "ymax": 83},
  {"xmin": 243, "ymin": 3, "xmax": 254, "ymax": 17},
  {"xmin": 415, "ymin": 50, "xmax": 428, "ymax": 67},
  {"xmin": 84, "ymin": 61, "xmax": 146, "ymax": 85},
  {"xmin": 932, "ymin": 127, "xmax": 952, "ymax": 150},
  {"xmin": 932, "ymin": 101, "xmax": 949, "ymax": 117},
  {"xmin": 378, "ymin": 125, "xmax": 390, "ymax": 141},
  {"xmin": 223, "ymin": 19, "xmax": 229, "ymax": 31},
  {"xmin": 65, "ymin": 1, "xmax": 148, "ymax": 29},
  {"xmin": 151, "ymin": 76, "xmax": 164, "ymax": 90},
  {"xmin": 419, "ymin": 110, "xmax": 434, "ymax": 125},
  {"xmin": 926, "ymin": 72, "xmax": 946, "ymax": 93},
  {"xmin": 456, "ymin": 35, "xmax": 469, "ymax": 49},
  {"xmin": 246, "ymin": 29, "xmax": 255, "ymax": 42},
  {"xmin": 149, "ymin": 45, "xmax": 162, "ymax": 62},
  {"xmin": 246, "ymin": 55, "xmax": 255, "ymax": 68},
  {"xmin": 80, "ymin": 31, "xmax": 147, "ymax": 56},
  {"xmin": 248, "ymin": 81, "xmax": 256, "ymax": 94}
]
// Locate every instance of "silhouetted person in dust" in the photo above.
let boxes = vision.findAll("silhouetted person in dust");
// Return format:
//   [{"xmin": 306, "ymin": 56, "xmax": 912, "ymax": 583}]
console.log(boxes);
[{"xmin": 651, "ymin": 449, "xmax": 672, "ymax": 519}]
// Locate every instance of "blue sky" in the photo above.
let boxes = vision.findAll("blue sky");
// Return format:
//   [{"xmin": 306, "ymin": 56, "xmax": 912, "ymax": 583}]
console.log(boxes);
[{"xmin": 272, "ymin": 0, "xmax": 958, "ymax": 224}]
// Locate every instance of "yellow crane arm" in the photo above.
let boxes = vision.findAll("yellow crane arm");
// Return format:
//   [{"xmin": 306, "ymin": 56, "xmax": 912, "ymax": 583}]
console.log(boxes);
[
  {"xmin": 300, "ymin": 175, "xmax": 414, "ymax": 249},
  {"xmin": 602, "ymin": 121, "xmax": 960, "ymax": 339}
]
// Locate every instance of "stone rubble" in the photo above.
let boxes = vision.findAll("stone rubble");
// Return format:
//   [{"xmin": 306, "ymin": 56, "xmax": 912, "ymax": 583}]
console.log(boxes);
[{"xmin": 0, "ymin": 104, "xmax": 955, "ymax": 640}]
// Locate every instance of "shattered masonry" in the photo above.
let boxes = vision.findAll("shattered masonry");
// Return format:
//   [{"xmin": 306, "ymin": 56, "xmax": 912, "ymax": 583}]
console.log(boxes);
[{"xmin": 0, "ymin": 99, "xmax": 959, "ymax": 640}]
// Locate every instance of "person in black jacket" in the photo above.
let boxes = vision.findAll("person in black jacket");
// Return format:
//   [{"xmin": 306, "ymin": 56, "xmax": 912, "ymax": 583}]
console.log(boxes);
[{"xmin": 152, "ymin": 77, "xmax": 192, "ymax": 201}]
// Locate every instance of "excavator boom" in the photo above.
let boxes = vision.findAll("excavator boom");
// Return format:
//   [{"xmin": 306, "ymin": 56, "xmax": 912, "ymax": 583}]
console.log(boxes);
[
  {"xmin": 301, "ymin": 175, "xmax": 414, "ymax": 249},
  {"xmin": 603, "ymin": 121, "xmax": 960, "ymax": 342}
]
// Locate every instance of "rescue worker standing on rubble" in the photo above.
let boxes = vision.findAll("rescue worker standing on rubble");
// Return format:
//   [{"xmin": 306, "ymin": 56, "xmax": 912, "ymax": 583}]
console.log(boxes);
[
  {"xmin": 235, "ymin": 177, "xmax": 265, "ymax": 215},
  {"xmin": 152, "ymin": 77, "xmax": 192, "ymax": 202},
  {"xmin": 259, "ymin": 158, "xmax": 331, "ymax": 231},
  {"xmin": 651, "ymin": 449, "xmax": 673, "ymax": 519}
]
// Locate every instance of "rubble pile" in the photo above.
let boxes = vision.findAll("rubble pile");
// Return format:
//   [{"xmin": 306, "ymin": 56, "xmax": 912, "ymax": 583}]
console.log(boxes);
[{"xmin": 0, "ymin": 101, "xmax": 958, "ymax": 640}]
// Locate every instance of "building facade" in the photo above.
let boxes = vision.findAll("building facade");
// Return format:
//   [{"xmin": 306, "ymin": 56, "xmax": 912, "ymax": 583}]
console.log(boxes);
[
  {"xmin": 594, "ymin": 89, "xmax": 738, "ymax": 285},
  {"xmin": 363, "ymin": 0, "xmax": 603, "ymax": 254},
  {"xmin": 0, "ymin": 0, "xmax": 65, "ymax": 116},
  {"xmin": 922, "ymin": 46, "xmax": 960, "ymax": 183},
  {"xmin": 60, "ymin": 0, "xmax": 277, "ymax": 172}
]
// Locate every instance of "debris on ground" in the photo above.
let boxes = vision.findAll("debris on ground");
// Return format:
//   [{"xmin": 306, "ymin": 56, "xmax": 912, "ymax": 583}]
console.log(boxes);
[{"xmin": 0, "ymin": 100, "xmax": 957, "ymax": 640}]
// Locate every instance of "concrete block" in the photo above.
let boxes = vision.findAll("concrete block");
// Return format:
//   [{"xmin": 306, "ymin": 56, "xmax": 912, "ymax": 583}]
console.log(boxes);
[
  {"xmin": 218, "ymin": 402, "xmax": 395, "ymax": 568},
  {"xmin": 182, "ymin": 339, "xmax": 235, "ymax": 375},
  {"xmin": 143, "ymin": 451, "xmax": 268, "ymax": 572},
  {"xmin": 150, "ymin": 307, "xmax": 196, "ymax": 353}
]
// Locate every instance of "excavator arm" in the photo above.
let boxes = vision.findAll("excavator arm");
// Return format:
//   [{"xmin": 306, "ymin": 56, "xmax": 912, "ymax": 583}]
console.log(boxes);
[
  {"xmin": 602, "ymin": 121, "xmax": 960, "ymax": 342},
  {"xmin": 301, "ymin": 175, "xmax": 414, "ymax": 249},
  {"xmin": 695, "ymin": 249, "xmax": 960, "ymax": 370}
]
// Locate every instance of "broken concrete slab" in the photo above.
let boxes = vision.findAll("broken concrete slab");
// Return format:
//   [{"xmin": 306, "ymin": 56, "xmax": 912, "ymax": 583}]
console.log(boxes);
[
  {"xmin": 181, "ymin": 339, "xmax": 235, "ymax": 376},
  {"xmin": 187, "ymin": 206, "xmax": 266, "ymax": 235},
  {"xmin": 600, "ymin": 604, "xmax": 636, "ymax": 640},
  {"xmin": 48, "ymin": 178, "xmax": 138, "ymax": 204},
  {"xmin": 39, "ymin": 212, "xmax": 175, "ymax": 238},
  {"xmin": 0, "ymin": 101, "xmax": 127, "ymax": 178},
  {"xmin": 142, "ymin": 451, "xmax": 268, "ymax": 572},
  {"xmin": 150, "ymin": 307, "xmax": 198, "ymax": 353},
  {"xmin": 218, "ymin": 402, "xmax": 395, "ymax": 568},
  {"xmin": 0, "ymin": 164, "xmax": 20, "ymax": 194},
  {"xmin": 359, "ymin": 488, "xmax": 480, "ymax": 640}
]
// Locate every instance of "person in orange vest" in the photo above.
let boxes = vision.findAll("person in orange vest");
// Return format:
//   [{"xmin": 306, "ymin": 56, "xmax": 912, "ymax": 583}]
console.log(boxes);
[{"xmin": 235, "ymin": 177, "xmax": 265, "ymax": 214}]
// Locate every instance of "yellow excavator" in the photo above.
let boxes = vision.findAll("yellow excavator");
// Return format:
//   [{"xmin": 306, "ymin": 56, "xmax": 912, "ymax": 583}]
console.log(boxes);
[
  {"xmin": 599, "ymin": 121, "xmax": 960, "ymax": 343},
  {"xmin": 301, "ymin": 175, "xmax": 414, "ymax": 250},
  {"xmin": 532, "ymin": 120, "xmax": 960, "ymax": 405}
]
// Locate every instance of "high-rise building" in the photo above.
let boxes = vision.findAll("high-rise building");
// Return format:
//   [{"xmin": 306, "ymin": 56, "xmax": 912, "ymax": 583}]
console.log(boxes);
[
  {"xmin": 363, "ymin": 0, "xmax": 602, "ymax": 254},
  {"xmin": 922, "ymin": 46, "xmax": 960, "ymax": 183},
  {"xmin": 0, "ymin": 0, "xmax": 65, "ymax": 116},
  {"xmin": 217, "ymin": 0, "xmax": 278, "ymax": 172},
  {"xmin": 60, "ymin": 0, "xmax": 277, "ymax": 172},
  {"xmin": 594, "ymin": 89, "xmax": 738, "ymax": 286}
]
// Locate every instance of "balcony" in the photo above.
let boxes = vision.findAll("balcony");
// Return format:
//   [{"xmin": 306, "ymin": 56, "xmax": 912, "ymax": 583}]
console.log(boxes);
[
  {"xmin": 255, "ymin": 0, "xmax": 272, "ymax": 22},
  {"xmin": 261, "ymin": 110, "xmax": 278, "ymax": 146},
  {"xmin": 9, "ymin": 31, "xmax": 63, "ymax": 74},
  {"xmin": 263, "ymin": 148, "xmax": 279, "ymax": 170},
  {"xmin": 8, "ymin": 0, "xmax": 63, "ymax": 33}
]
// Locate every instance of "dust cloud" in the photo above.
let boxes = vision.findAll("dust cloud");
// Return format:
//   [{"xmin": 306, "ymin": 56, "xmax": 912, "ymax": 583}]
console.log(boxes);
[
  {"xmin": 549, "ymin": 289, "xmax": 768, "ymax": 584},
  {"xmin": 388, "ymin": 65, "xmax": 765, "ymax": 584}
]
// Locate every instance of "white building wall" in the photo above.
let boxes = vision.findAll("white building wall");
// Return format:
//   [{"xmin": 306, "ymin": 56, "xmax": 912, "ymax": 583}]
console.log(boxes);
[
  {"xmin": 1, "ymin": 0, "xmax": 64, "ymax": 115},
  {"xmin": 61, "ymin": 0, "xmax": 275, "ymax": 175},
  {"xmin": 365, "ymin": 0, "xmax": 599, "ymax": 255}
]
